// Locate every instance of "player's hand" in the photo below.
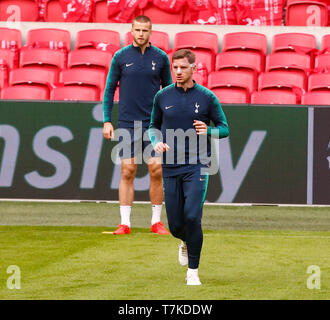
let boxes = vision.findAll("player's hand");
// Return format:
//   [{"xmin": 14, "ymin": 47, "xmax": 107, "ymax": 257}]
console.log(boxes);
[
  {"xmin": 154, "ymin": 142, "xmax": 170, "ymax": 154},
  {"xmin": 193, "ymin": 120, "xmax": 208, "ymax": 135},
  {"xmin": 103, "ymin": 122, "xmax": 114, "ymax": 140}
]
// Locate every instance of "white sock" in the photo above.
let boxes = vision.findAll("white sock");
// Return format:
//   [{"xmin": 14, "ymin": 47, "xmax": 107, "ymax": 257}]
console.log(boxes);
[
  {"xmin": 151, "ymin": 204, "xmax": 162, "ymax": 225},
  {"xmin": 120, "ymin": 206, "xmax": 131, "ymax": 227},
  {"xmin": 187, "ymin": 268, "xmax": 199, "ymax": 275}
]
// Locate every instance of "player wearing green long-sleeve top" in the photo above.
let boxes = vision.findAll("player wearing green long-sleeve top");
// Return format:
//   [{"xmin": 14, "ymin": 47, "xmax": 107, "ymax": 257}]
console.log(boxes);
[
  {"xmin": 149, "ymin": 49, "xmax": 229, "ymax": 286},
  {"xmin": 102, "ymin": 15, "xmax": 172, "ymax": 236}
]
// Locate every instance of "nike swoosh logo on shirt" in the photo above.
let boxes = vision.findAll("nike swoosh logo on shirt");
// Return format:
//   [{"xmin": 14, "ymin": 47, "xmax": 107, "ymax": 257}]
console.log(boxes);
[
  {"xmin": 165, "ymin": 105, "xmax": 174, "ymax": 110},
  {"xmin": 126, "ymin": 63, "xmax": 134, "ymax": 67}
]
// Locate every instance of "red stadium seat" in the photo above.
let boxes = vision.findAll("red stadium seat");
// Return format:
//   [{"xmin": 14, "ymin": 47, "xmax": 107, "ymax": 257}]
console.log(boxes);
[
  {"xmin": 20, "ymin": 47, "xmax": 67, "ymax": 70},
  {"xmin": 194, "ymin": 62, "xmax": 209, "ymax": 87},
  {"xmin": 192, "ymin": 50, "xmax": 214, "ymax": 73},
  {"xmin": 0, "ymin": 0, "xmax": 39, "ymax": 21},
  {"xmin": 272, "ymin": 33, "xmax": 317, "ymax": 54},
  {"xmin": 44, "ymin": 0, "xmax": 65, "ymax": 22},
  {"xmin": 68, "ymin": 49, "xmax": 112, "ymax": 71},
  {"xmin": 26, "ymin": 28, "xmax": 71, "ymax": 51},
  {"xmin": 314, "ymin": 54, "xmax": 330, "ymax": 72},
  {"xmin": 174, "ymin": 31, "xmax": 219, "ymax": 56},
  {"xmin": 76, "ymin": 29, "xmax": 120, "ymax": 55},
  {"xmin": 258, "ymin": 71, "xmax": 306, "ymax": 93},
  {"xmin": 285, "ymin": 0, "xmax": 328, "ymax": 26},
  {"xmin": 0, "ymin": 48, "xmax": 18, "ymax": 69},
  {"xmin": 0, "ymin": 27, "xmax": 22, "ymax": 49},
  {"xmin": 301, "ymin": 91, "xmax": 330, "ymax": 105},
  {"xmin": 308, "ymin": 73, "xmax": 330, "ymax": 91},
  {"xmin": 209, "ymin": 70, "xmax": 256, "ymax": 94},
  {"xmin": 212, "ymin": 88, "xmax": 249, "ymax": 104},
  {"xmin": 59, "ymin": 68, "xmax": 106, "ymax": 90},
  {"xmin": 125, "ymin": 31, "xmax": 170, "ymax": 53},
  {"xmin": 251, "ymin": 90, "xmax": 297, "ymax": 104},
  {"xmin": 216, "ymin": 51, "xmax": 263, "ymax": 74},
  {"xmin": 1, "ymin": 85, "xmax": 49, "ymax": 100},
  {"xmin": 321, "ymin": 34, "xmax": 330, "ymax": 51},
  {"xmin": 9, "ymin": 67, "xmax": 59, "ymax": 87},
  {"xmin": 142, "ymin": 3, "xmax": 184, "ymax": 24},
  {"xmin": 0, "ymin": 58, "xmax": 8, "ymax": 88},
  {"xmin": 258, "ymin": 70, "xmax": 306, "ymax": 103},
  {"xmin": 0, "ymin": 28, "xmax": 21, "ymax": 71},
  {"xmin": 50, "ymin": 85, "xmax": 100, "ymax": 101},
  {"xmin": 222, "ymin": 32, "xmax": 267, "ymax": 57},
  {"xmin": 174, "ymin": 31, "xmax": 218, "ymax": 71},
  {"xmin": 266, "ymin": 52, "xmax": 311, "ymax": 73},
  {"xmin": 21, "ymin": 29, "xmax": 70, "ymax": 74}
]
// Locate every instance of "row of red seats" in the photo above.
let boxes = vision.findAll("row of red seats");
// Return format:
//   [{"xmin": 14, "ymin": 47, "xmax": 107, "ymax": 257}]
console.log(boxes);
[
  {"xmin": 1, "ymin": 28, "xmax": 330, "ymax": 104},
  {"xmin": 2, "ymin": 28, "xmax": 330, "ymax": 67},
  {"xmin": 0, "ymin": 0, "xmax": 329, "ymax": 26},
  {"xmin": 0, "ymin": 84, "xmax": 105, "ymax": 101},
  {"xmin": 2, "ymin": 76, "xmax": 329, "ymax": 105},
  {"xmin": 208, "ymin": 70, "xmax": 330, "ymax": 103},
  {"xmin": 216, "ymin": 90, "xmax": 330, "ymax": 105}
]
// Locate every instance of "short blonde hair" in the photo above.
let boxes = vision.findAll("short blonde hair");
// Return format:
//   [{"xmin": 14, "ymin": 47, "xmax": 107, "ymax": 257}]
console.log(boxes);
[{"xmin": 132, "ymin": 15, "xmax": 152, "ymax": 28}]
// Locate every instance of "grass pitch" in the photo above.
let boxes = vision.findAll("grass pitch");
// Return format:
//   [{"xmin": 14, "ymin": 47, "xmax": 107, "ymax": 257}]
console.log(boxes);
[{"xmin": 0, "ymin": 202, "xmax": 329, "ymax": 300}]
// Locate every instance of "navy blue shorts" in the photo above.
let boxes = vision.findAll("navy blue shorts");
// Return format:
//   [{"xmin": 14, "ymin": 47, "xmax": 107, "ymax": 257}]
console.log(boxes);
[{"xmin": 118, "ymin": 127, "xmax": 158, "ymax": 159}]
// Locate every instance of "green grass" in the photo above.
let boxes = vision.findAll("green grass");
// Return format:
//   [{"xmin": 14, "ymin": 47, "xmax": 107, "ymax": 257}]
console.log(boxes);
[
  {"xmin": 1, "ymin": 201, "xmax": 330, "ymax": 231},
  {"xmin": 0, "ymin": 202, "xmax": 329, "ymax": 300}
]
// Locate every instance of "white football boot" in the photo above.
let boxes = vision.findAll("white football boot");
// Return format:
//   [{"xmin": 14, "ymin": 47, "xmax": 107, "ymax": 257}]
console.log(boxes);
[
  {"xmin": 178, "ymin": 241, "xmax": 188, "ymax": 266},
  {"xmin": 186, "ymin": 268, "xmax": 202, "ymax": 286}
]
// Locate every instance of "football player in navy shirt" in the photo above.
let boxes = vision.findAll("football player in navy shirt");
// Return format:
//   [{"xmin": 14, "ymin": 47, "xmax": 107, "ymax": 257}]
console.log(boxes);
[
  {"xmin": 103, "ymin": 16, "xmax": 172, "ymax": 235},
  {"xmin": 149, "ymin": 49, "xmax": 229, "ymax": 285}
]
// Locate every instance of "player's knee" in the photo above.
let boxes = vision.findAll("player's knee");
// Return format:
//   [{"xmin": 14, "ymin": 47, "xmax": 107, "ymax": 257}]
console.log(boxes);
[
  {"xmin": 121, "ymin": 165, "xmax": 137, "ymax": 181},
  {"xmin": 149, "ymin": 164, "xmax": 162, "ymax": 181}
]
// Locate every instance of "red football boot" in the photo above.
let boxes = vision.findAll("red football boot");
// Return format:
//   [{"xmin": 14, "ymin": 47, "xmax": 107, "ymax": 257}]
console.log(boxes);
[
  {"xmin": 106, "ymin": 224, "xmax": 131, "ymax": 235},
  {"xmin": 151, "ymin": 221, "xmax": 170, "ymax": 235}
]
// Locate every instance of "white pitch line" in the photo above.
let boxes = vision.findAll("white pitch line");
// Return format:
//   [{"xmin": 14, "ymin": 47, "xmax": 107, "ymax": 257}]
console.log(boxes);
[
  {"xmin": 203, "ymin": 233, "xmax": 330, "ymax": 239},
  {"xmin": 0, "ymin": 198, "xmax": 329, "ymax": 208}
]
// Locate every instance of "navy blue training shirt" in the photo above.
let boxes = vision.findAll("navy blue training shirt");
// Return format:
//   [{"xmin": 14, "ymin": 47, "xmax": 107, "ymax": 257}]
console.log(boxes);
[
  {"xmin": 103, "ymin": 43, "xmax": 172, "ymax": 128},
  {"xmin": 149, "ymin": 82, "xmax": 229, "ymax": 177}
]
